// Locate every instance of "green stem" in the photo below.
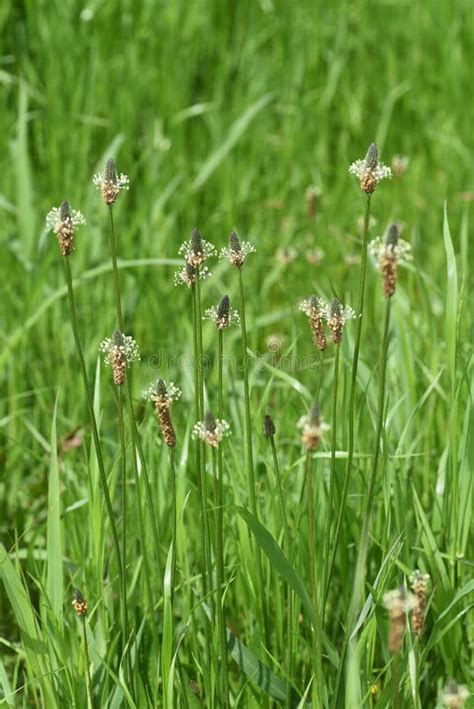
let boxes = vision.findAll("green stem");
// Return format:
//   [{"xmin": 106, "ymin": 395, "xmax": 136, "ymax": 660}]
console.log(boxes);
[
  {"xmin": 325, "ymin": 194, "xmax": 372, "ymax": 605},
  {"xmin": 237, "ymin": 266, "xmax": 270, "ymax": 650},
  {"xmin": 269, "ymin": 436, "xmax": 294, "ymax": 709},
  {"xmin": 62, "ymin": 258, "xmax": 125, "ymax": 642},
  {"xmin": 126, "ymin": 380, "xmax": 164, "ymax": 585},
  {"xmin": 331, "ymin": 297, "xmax": 392, "ymax": 709},
  {"xmin": 391, "ymin": 655, "xmax": 401, "ymax": 709},
  {"xmin": 82, "ymin": 619, "xmax": 94, "ymax": 709},
  {"xmin": 322, "ymin": 345, "xmax": 340, "ymax": 616},
  {"xmin": 108, "ymin": 206, "xmax": 124, "ymax": 330},
  {"xmin": 195, "ymin": 269, "xmax": 213, "ymax": 612},
  {"xmin": 192, "ymin": 285, "xmax": 209, "ymax": 598},
  {"xmin": 117, "ymin": 386, "xmax": 132, "ymax": 684},
  {"xmin": 305, "ymin": 451, "xmax": 323, "ymax": 708},
  {"xmin": 214, "ymin": 437, "xmax": 230, "ymax": 705},
  {"xmin": 106, "ymin": 203, "xmax": 163, "ymax": 587},
  {"xmin": 169, "ymin": 447, "xmax": 177, "ymax": 596}
]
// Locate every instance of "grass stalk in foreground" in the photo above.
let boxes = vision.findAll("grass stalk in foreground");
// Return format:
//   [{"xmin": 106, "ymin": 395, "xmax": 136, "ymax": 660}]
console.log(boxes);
[
  {"xmin": 63, "ymin": 258, "xmax": 126, "ymax": 645},
  {"xmin": 325, "ymin": 193, "xmax": 371, "ymax": 595},
  {"xmin": 106, "ymin": 203, "xmax": 164, "ymax": 588},
  {"xmin": 331, "ymin": 297, "xmax": 392, "ymax": 708},
  {"xmin": 305, "ymin": 450, "xmax": 324, "ymax": 709},
  {"xmin": 237, "ymin": 265, "xmax": 270, "ymax": 650},
  {"xmin": 322, "ymin": 344, "xmax": 340, "ymax": 616},
  {"xmin": 194, "ymin": 269, "xmax": 213, "ymax": 607},
  {"xmin": 82, "ymin": 618, "xmax": 94, "ymax": 709},
  {"xmin": 265, "ymin": 416, "xmax": 294, "ymax": 709},
  {"xmin": 216, "ymin": 328, "xmax": 230, "ymax": 706}
]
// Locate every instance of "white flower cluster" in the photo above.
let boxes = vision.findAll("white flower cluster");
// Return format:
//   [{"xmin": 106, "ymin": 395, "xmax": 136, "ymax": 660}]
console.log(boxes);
[
  {"xmin": 203, "ymin": 305, "xmax": 240, "ymax": 329},
  {"xmin": 45, "ymin": 206, "xmax": 86, "ymax": 233},
  {"xmin": 92, "ymin": 171, "xmax": 130, "ymax": 192},
  {"xmin": 174, "ymin": 263, "xmax": 211, "ymax": 287},
  {"xmin": 220, "ymin": 240, "xmax": 255, "ymax": 267},
  {"xmin": 143, "ymin": 380, "xmax": 181, "ymax": 404},
  {"xmin": 368, "ymin": 237, "xmax": 412, "ymax": 267},
  {"xmin": 349, "ymin": 160, "xmax": 392, "ymax": 183},
  {"xmin": 192, "ymin": 418, "xmax": 230, "ymax": 447},
  {"xmin": 179, "ymin": 238, "xmax": 216, "ymax": 267},
  {"xmin": 98, "ymin": 333, "xmax": 140, "ymax": 366}
]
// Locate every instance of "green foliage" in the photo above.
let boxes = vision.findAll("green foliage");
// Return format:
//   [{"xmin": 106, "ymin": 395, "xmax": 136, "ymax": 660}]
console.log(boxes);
[{"xmin": 1, "ymin": 1, "xmax": 472, "ymax": 706}]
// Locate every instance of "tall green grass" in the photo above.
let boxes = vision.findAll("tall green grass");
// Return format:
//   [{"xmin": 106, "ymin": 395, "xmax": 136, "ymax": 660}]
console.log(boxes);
[{"xmin": 1, "ymin": 1, "xmax": 473, "ymax": 706}]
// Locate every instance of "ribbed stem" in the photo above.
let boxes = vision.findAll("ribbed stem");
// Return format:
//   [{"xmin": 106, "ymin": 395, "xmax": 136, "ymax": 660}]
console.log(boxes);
[
  {"xmin": 126, "ymin": 381, "xmax": 164, "ymax": 585},
  {"xmin": 106, "ymin": 203, "xmax": 163, "ymax": 587},
  {"xmin": 192, "ymin": 285, "xmax": 209, "ymax": 597},
  {"xmin": 62, "ymin": 258, "xmax": 125, "ymax": 645},
  {"xmin": 117, "ymin": 384, "xmax": 131, "ymax": 684},
  {"xmin": 237, "ymin": 267, "xmax": 270, "ymax": 650},
  {"xmin": 108, "ymin": 206, "xmax": 124, "ymax": 329},
  {"xmin": 322, "ymin": 345, "xmax": 340, "ymax": 616},
  {"xmin": 331, "ymin": 297, "xmax": 392, "ymax": 708},
  {"xmin": 325, "ymin": 194, "xmax": 372, "ymax": 600},
  {"xmin": 269, "ymin": 436, "xmax": 294, "ymax": 709},
  {"xmin": 169, "ymin": 447, "xmax": 177, "ymax": 596},
  {"xmin": 82, "ymin": 619, "xmax": 93, "ymax": 709},
  {"xmin": 195, "ymin": 268, "xmax": 213, "ymax": 614},
  {"xmin": 214, "ymin": 424, "xmax": 229, "ymax": 706},
  {"xmin": 305, "ymin": 451, "xmax": 323, "ymax": 709}
]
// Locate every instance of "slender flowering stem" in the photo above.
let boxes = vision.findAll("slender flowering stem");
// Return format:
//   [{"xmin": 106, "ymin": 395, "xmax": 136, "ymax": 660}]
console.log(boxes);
[
  {"xmin": 268, "ymin": 433, "xmax": 294, "ymax": 709},
  {"xmin": 192, "ymin": 285, "xmax": 209, "ymax": 597},
  {"xmin": 322, "ymin": 345, "xmax": 340, "ymax": 615},
  {"xmin": 125, "ymin": 381, "xmax": 164, "ymax": 585},
  {"xmin": 105, "ymin": 203, "xmax": 164, "ymax": 588},
  {"xmin": 237, "ymin": 266, "xmax": 270, "ymax": 648},
  {"xmin": 305, "ymin": 451, "xmax": 323, "ymax": 709},
  {"xmin": 116, "ymin": 385, "xmax": 131, "ymax": 683},
  {"xmin": 62, "ymin": 258, "xmax": 126, "ymax": 647},
  {"xmin": 326, "ymin": 194, "xmax": 372, "ymax": 599},
  {"xmin": 331, "ymin": 298, "xmax": 392, "ymax": 708},
  {"xmin": 214, "ymin": 437, "xmax": 230, "ymax": 705},
  {"xmin": 108, "ymin": 206, "xmax": 123, "ymax": 329},
  {"xmin": 169, "ymin": 447, "xmax": 177, "ymax": 595},
  {"xmin": 195, "ymin": 268, "xmax": 213, "ymax": 612},
  {"xmin": 82, "ymin": 619, "xmax": 93, "ymax": 709}
]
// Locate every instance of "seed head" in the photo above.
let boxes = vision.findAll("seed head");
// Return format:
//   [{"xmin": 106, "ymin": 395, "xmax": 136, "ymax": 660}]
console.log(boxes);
[
  {"xmin": 204, "ymin": 295, "xmax": 240, "ymax": 329},
  {"xmin": 144, "ymin": 379, "xmax": 180, "ymax": 447},
  {"xmin": 179, "ymin": 228, "xmax": 216, "ymax": 268},
  {"xmin": 93, "ymin": 157, "xmax": 130, "ymax": 205},
  {"xmin": 220, "ymin": 231, "xmax": 256, "ymax": 268},
  {"xmin": 383, "ymin": 586, "xmax": 417, "ymax": 653},
  {"xmin": 349, "ymin": 142, "xmax": 392, "ymax": 194},
  {"xmin": 99, "ymin": 330, "xmax": 140, "ymax": 385},
  {"xmin": 45, "ymin": 202, "xmax": 86, "ymax": 256},
  {"xmin": 193, "ymin": 413, "xmax": 230, "ymax": 447},
  {"xmin": 364, "ymin": 143, "xmax": 379, "ymax": 171},
  {"xmin": 369, "ymin": 224, "xmax": 412, "ymax": 298},
  {"xmin": 72, "ymin": 589, "xmax": 88, "ymax": 618},
  {"xmin": 325, "ymin": 298, "xmax": 356, "ymax": 345},
  {"xmin": 263, "ymin": 414, "xmax": 276, "ymax": 437},
  {"xmin": 297, "ymin": 401, "xmax": 329, "ymax": 451},
  {"xmin": 299, "ymin": 296, "xmax": 327, "ymax": 351},
  {"xmin": 442, "ymin": 680, "xmax": 470, "ymax": 708},
  {"xmin": 410, "ymin": 570, "xmax": 430, "ymax": 636}
]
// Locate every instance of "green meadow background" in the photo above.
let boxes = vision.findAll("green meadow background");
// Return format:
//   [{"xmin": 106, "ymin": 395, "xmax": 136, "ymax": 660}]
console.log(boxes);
[{"xmin": 1, "ymin": 1, "xmax": 473, "ymax": 706}]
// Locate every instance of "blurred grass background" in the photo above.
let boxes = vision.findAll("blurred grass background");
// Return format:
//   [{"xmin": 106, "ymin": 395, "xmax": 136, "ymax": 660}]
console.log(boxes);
[{"xmin": 0, "ymin": 0, "xmax": 473, "ymax": 706}]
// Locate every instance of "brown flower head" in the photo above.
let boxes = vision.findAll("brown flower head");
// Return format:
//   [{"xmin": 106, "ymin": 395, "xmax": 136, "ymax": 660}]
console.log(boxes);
[
  {"xmin": 99, "ymin": 330, "xmax": 140, "ymax": 385},
  {"xmin": 72, "ymin": 589, "xmax": 88, "ymax": 618},
  {"xmin": 297, "ymin": 401, "xmax": 329, "ymax": 451},
  {"xmin": 144, "ymin": 379, "xmax": 181, "ymax": 447},
  {"xmin": 45, "ymin": 201, "xmax": 86, "ymax": 256},
  {"xmin": 220, "ymin": 231, "xmax": 256, "ymax": 268},
  {"xmin": 299, "ymin": 296, "xmax": 327, "ymax": 351},
  {"xmin": 93, "ymin": 157, "xmax": 130, "ymax": 205},
  {"xmin": 349, "ymin": 143, "xmax": 392, "ymax": 194}
]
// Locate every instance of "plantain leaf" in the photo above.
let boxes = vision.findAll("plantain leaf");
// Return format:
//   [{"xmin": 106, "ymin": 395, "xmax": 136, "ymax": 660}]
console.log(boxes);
[{"xmin": 235, "ymin": 506, "xmax": 338, "ymax": 667}]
